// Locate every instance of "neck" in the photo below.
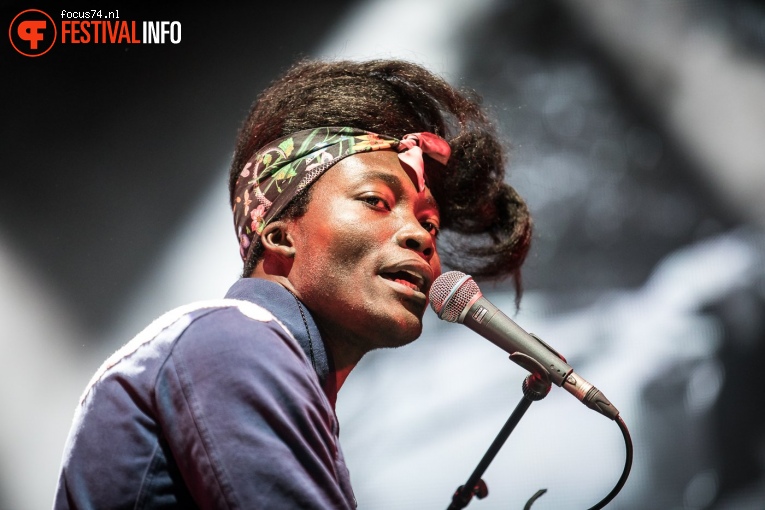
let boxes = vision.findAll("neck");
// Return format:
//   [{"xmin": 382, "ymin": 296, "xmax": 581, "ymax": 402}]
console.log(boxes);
[
  {"xmin": 329, "ymin": 357, "xmax": 356, "ymax": 393},
  {"xmin": 318, "ymin": 324, "xmax": 368, "ymax": 392},
  {"xmin": 251, "ymin": 270, "xmax": 365, "ymax": 392}
]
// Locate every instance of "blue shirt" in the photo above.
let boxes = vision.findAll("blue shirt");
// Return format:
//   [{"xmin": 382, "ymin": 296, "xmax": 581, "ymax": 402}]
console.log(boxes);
[{"xmin": 54, "ymin": 278, "xmax": 356, "ymax": 509}]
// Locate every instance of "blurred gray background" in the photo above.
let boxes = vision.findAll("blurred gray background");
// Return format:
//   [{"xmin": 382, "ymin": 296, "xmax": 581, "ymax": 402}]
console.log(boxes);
[{"xmin": 3, "ymin": 0, "xmax": 765, "ymax": 508}]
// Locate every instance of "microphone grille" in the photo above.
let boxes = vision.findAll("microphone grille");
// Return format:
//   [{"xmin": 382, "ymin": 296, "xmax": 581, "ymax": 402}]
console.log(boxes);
[{"xmin": 429, "ymin": 271, "xmax": 481, "ymax": 323}]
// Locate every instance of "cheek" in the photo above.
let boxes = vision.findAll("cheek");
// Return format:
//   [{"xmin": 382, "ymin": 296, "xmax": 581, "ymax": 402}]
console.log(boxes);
[
  {"xmin": 294, "ymin": 212, "xmax": 377, "ymax": 283},
  {"xmin": 431, "ymin": 250, "xmax": 443, "ymax": 278},
  {"xmin": 330, "ymin": 232, "xmax": 373, "ymax": 266},
  {"xmin": 314, "ymin": 209, "xmax": 380, "ymax": 263}
]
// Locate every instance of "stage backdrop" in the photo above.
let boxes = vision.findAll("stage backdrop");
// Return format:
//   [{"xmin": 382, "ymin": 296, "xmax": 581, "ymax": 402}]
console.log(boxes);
[{"xmin": 3, "ymin": 0, "xmax": 764, "ymax": 508}]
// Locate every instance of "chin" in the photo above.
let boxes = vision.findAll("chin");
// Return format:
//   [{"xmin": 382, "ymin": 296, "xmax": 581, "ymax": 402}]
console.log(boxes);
[{"xmin": 374, "ymin": 315, "xmax": 423, "ymax": 350}]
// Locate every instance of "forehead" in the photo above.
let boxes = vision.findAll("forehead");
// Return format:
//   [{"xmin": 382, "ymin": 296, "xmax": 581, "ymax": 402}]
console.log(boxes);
[{"xmin": 316, "ymin": 151, "xmax": 439, "ymax": 207}]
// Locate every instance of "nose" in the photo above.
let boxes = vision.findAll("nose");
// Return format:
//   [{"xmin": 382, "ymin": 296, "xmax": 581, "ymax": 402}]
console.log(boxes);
[{"xmin": 396, "ymin": 218, "xmax": 436, "ymax": 261}]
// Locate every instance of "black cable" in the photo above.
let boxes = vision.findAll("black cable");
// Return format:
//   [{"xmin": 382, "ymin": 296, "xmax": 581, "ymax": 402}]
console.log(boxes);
[
  {"xmin": 523, "ymin": 489, "xmax": 547, "ymax": 510},
  {"xmin": 523, "ymin": 415, "xmax": 633, "ymax": 510},
  {"xmin": 586, "ymin": 415, "xmax": 633, "ymax": 510}
]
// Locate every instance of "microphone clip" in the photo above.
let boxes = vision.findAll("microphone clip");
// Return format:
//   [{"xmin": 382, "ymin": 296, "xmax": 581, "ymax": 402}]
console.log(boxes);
[{"xmin": 510, "ymin": 352, "xmax": 553, "ymax": 401}]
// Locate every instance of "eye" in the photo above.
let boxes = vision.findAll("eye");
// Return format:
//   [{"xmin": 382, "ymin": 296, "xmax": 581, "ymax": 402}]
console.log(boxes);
[
  {"xmin": 361, "ymin": 195, "xmax": 391, "ymax": 211},
  {"xmin": 421, "ymin": 220, "xmax": 440, "ymax": 237}
]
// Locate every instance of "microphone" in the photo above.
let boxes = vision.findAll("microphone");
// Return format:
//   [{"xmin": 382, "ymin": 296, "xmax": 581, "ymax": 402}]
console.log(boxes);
[{"xmin": 429, "ymin": 271, "xmax": 619, "ymax": 420}]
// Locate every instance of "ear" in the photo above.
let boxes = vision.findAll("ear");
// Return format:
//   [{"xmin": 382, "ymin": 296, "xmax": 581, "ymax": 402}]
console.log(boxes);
[{"xmin": 259, "ymin": 220, "xmax": 296, "ymax": 259}]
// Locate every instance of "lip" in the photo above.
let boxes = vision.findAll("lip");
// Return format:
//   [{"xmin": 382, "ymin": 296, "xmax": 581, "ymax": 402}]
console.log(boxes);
[{"xmin": 378, "ymin": 259, "xmax": 435, "ymax": 298}]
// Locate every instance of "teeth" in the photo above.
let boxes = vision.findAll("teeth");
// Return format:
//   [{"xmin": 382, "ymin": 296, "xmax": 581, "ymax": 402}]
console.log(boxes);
[
  {"xmin": 400, "ymin": 270, "xmax": 424, "ymax": 288},
  {"xmin": 381, "ymin": 268, "xmax": 427, "ymax": 293},
  {"xmin": 394, "ymin": 279, "xmax": 419, "ymax": 291}
]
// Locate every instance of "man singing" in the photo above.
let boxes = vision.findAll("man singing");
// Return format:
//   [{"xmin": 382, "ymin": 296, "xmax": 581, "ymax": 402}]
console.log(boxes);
[{"xmin": 54, "ymin": 59, "xmax": 531, "ymax": 509}]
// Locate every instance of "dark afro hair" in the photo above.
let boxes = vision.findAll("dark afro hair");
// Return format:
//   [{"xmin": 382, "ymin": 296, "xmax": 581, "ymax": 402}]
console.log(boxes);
[{"xmin": 229, "ymin": 59, "xmax": 532, "ymax": 299}]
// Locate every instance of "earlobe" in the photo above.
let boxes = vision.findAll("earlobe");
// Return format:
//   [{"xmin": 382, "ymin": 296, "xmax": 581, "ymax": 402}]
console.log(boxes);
[{"xmin": 260, "ymin": 221, "xmax": 296, "ymax": 259}]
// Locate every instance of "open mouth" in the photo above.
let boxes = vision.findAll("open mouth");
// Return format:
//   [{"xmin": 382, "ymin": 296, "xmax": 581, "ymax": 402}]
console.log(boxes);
[{"xmin": 380, "ymin": 270, "xmax": 425, "ymax": 293}]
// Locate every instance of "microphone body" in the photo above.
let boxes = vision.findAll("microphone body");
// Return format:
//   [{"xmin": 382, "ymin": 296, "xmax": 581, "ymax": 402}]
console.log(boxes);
[{"xmin": 430, "ymin": 272, "xmax": 619, "ymax": 420}]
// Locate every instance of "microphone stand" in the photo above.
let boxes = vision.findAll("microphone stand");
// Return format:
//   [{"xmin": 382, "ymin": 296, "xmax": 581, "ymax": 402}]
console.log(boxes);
[{"xmin": 447, "ymin": 353, "xmax": 552, "ymax": 510}]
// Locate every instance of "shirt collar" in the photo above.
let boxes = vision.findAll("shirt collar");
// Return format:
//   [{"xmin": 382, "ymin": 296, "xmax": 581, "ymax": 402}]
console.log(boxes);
[{"xmin": 224, "ymin": 277, "xmax": 337, "ymax": 408}]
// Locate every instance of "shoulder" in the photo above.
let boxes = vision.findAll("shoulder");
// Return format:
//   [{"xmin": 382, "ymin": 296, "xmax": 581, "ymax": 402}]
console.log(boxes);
[
  {"xmin": 80, "ymin": 299, "xmax": 302, "ymax": 404},
  {"xmin": 165, "ymin": 300, "xmax": 321, "ymax": 402},
  {"xmin": 156, "ymin": 301, "xmax": 335, "ymax": 443},
  {"xmin": 172, "ymin": 299, "xmax": 308, "ymax": 370}
]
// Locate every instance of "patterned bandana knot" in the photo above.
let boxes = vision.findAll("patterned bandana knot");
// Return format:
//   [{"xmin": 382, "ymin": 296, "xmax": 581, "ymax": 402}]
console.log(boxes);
[
  {"xmin": 232, "ymin": 126, "xmax": 450, "ymax": 262},
  {"xmin": 396, "ymin": 132, "xmax": 451, "ymax": 193}
]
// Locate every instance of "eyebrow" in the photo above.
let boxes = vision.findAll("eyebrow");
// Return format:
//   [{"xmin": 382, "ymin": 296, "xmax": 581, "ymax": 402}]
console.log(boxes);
[{"xmin": 362, "ymin": 171, "xmax": 404, "ymax": 189}]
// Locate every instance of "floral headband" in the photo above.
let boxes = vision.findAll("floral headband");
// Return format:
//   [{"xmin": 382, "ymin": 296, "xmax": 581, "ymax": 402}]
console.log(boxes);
[{"xmin": 232, "ymin": 126, "xmax": 451, "ymax": 261}]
